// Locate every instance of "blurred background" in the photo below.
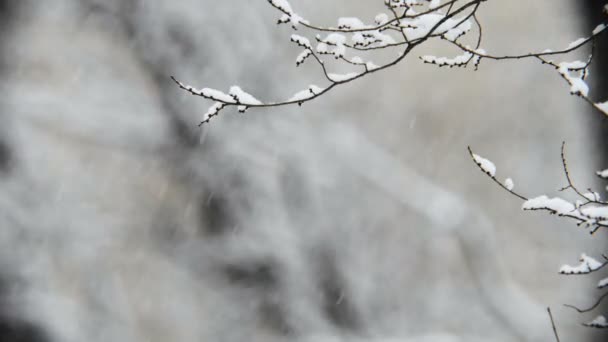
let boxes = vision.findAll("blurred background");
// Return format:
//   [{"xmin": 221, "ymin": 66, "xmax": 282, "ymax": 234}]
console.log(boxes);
[{"xmin": 0, "ymin": 0, "xmax": 607, "ymax": 341}]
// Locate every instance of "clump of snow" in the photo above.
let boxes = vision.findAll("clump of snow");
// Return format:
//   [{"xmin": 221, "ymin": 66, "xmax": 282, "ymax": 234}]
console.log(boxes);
[
  {"xmin": 200, "ymin": 88, "xmax": 237, "ymax": 103},
  {"xmin": 567, "ymin": 37, "xmax": 587, "ymax": 50},
  {"xmin": 597, "ymin": 168, "xmax": 608, "ymax": 179},
  {"xmin": 504, "ymin": 178, "xmax": 514, "ymax": 191},
  {"xmin": 598, "ymin": 277, "xmax": 608, "ymax": 289},
  {"xmin": 596, "ymin": 102, "xmax": 608, "ymax": 114},
  {"xmin": 296, "ymin": 49, "xmax": 312, "ymax": 66},
  {"xmin": 291, "ymin": 34, "xmax": 312, "ymax": 49},
  {"xmin": 270, "ymin": 0, "xmax": 308, "ymax": 28},
  {"xmin": 580, "ymin": 205, "xmax": 608, "ymax": 220},
  {"xmin": 337, "ymin": 17, "xmax": 367, "ymax": 30},
  {"xmin": 328, "ymin": 72, "xmax": 360, "ymax": 82},
  {"xmin": 375, "ymin": 13, "xmax": 389, "ymax": 25},
  {"xmin": 560, "ymin": 60, "xmax": 587, "ymax": 69},
  {"xmin": 202, "ymin": 102, "xmax": 226, "ymax": 123},
  {"xmin": 323, "ymin": 33, "xmax": 347, "ymax": 45},
  {"xmin": 421, "ymin": 52, "xmax": 472, "ymax": 67},
  {"xmin": 568, "ymin": 77, "xmax": 589, "ymax": 96},
  {"xmin": 401, "ymin": 14, "xmax": 471, "ymax": 41},
  {"xmin": 319, "ymin": 33, "xmax": 347, "ymax": 58},
  {"xmin": 288, "ymin": 85, "xmax": 324, "ymax": 102},
  {"xmin": 558, "ymin": 61, "xmax": 589, "ymax": 96},
  {"xmin": 472, "ymin": 153, "xmax": 496, "ymax": 176},
  {"xmin": 443, "ymin": 20, "xmax": 472, "ymax": 41},
  {"xmin": 172, "ymin": 78, "xmax": 237, "ymax": 104},
  {"xmin": 316, "ymin": 42, "xmax": 329, "ymax": 54},
  {"xmin": 522, "ymin": 195, "xmax": 575, "ymax": 215},
  {"xmin": 582, "ymin": 192, "xmax": 600, "ymax": 202},
  {"xmin": 229, "ymin": 86, "xmax": 262, "ymax": 105},
  {"xmin": 269, "ymin": 0, "xmax": 293, "ymax": 14},
  {"xmin": 366, "ymin": 61, "xmax": 379, "ymax": 71},
  {"xmin": 429, "ymin": 0, "xmax": 441, "ymax": 9},
  {"xmin": 350, "ymin": 56, "xmax": 364, "ymax": 64},
  {"xmin": 559, "ymin": 254, "xmax": 604, "ymax": 275},
  {"xmin": 585, "ymin": 315, "xmax": 608, "ymax": 328},
  {"xmin": 351, "ymin": 27, "xmax": 396, "ymax": 48},
  {"xmin": 593, "ymin": 23, "xmax": 606, "ymax": 35}
]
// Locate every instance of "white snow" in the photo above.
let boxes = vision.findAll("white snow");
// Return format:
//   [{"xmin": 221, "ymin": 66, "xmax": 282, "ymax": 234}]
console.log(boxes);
[
  {"xmin": 421, "ymin": 52, "xmax": 472, "ymax": 67},
  {"xmin": 296, "ymin": 49, "xmax": 312, "ymax": 66},
  {"xmin": 316, "ymin": 42, "xmax": 329, "ymax": 54},
  {"xmin": 375, "ymin": 13, "xmax": 389, "ymax": 25},
  {"xmin": 559, "ymin": 254, "xmax": 604, "ymax": 274},
  {"xmin": 366, "ymin": 61, "xmax": 379, "ymax": 71},
  {"xmin": 323, "ymin": 33, "xmax": 347, "ymax": 45},
  {"xmin": 567, "ymin": 37, "xmax": 587, "ymax": 50},
  {"xmin": 288, "ymin": 85, "xmax": 324, "ymax": 102},
  {"xmin": 596, "ymin": 101, "xmax": 608, "ymax": 114},
  {"xmin": 504, "ymin": 178, "xmax": 514, "ymax": 191},
  {"xmin": 269, "ymin": 0, "xmax": 293, "ymax": 14},
  {"xmin": 350, "ymin": 56, "xmax": 364, "ymax": 64},
  {"xmin": 171, "ymin": 79, "xmax": 236, "ymax": 103},
  {"xmin": 337, "ymin": 17, "xmax": 367, "ymax": 30},
  {"xmin": 558, "ymin": 61, "xmax": 589, "ymax": 97},
  {"xmin": 568, "ymin": 77, "xmax": 589, "ymax": 96},
  {"xmin": 317, "ymin": 33, "xmax": 348, "ymax": 58},
  {"xmin": 593, "ymin": 23, "xmax": 606, "ymax": 35},
  {"xmin": 585, "ymin": 315, "xmax": 608, "ymax": 328},
  {"xmin": 522, "ymin": 195, "xmax": 575, "ymax": 215},
  {"xmin": 597, "ymin": 168, "xmax": 608, "ymax": 179},
  {"xmin": 401, "ymin": 14, "xmax": 471, "ymax": 41},
  {"xmin": 332, "ymin": 44, "xmax": 346, "ymax": 58},
  {"xmin": 560, "ymin": 60, "xmax": 587, "ymax": 69},
  {"xmin": 229, "ymin": 86, "xmax": 262, "ymax": 105},
  {"xmin": 429, "ymin": 0, "xmax": 441, "ymax": 9},
  {"xmin": 472, "ymin": 153, "xmax": 496, "ymax": 176},
  {"xmin": 580, "ymin": 205, "xmax": 608, "ymax": 220},
  {"xmin": 200, "ymin": 88, "xmax": 236, "ymax": 104},
  {"xmin": 328, "ymin": 72, "xmax": 360, "ymax": 82},
  {"xmin": 582, "ymin": 192, "xmax": 600, "ymax": 202},
  {"xmin": 202, "ymin": 102, "xmax": 225, "ymax": 122},
  {"xmin": 443, "ymin": 20, "xmax": 472, "ymax": 41},
  {"xmin": 351, "ymin": 31, "xmax": 396, "ymax": 48},
  {"xmin": 291, "ymin": 34, "xmax": 312, "ymax": 49},
  {"xmin": 598, "ymin": 277, "xmax": 608, "ymax": 289}
]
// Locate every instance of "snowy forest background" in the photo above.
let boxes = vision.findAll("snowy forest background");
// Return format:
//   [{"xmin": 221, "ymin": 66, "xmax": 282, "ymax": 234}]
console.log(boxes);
[{"xmin": 0, "ymin": 1, "xmax": 607, "ymax": 341}]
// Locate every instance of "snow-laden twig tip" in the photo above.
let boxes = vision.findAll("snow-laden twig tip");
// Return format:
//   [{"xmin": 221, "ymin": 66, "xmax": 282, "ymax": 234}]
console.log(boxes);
[
  {"xmin": 559, "ymin": 254, "xmax": 606, "ymax": 275},
  {"xmin": 584, "ymin": 315, "xmax": 608, "ymax": 329},
  {"xmin": 523, "ymin": 195, "xmax": 575, "ymax": 216},
  {"xmin": 471, "ymin": 152, "xmax": 496, "ymax": 176}
]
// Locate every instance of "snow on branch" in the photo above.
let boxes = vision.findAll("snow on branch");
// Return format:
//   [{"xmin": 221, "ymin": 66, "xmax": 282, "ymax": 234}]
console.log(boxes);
[
  {"xmin": 172, "ymin": 0, "xmax": 608, "ymax": 124},
  {"xmin": 560, "ymin": 254, "xmax": 608, "ymax": 275},
  {"xmin": 469, "ymin": 143, "xmax": 608, "ymax": 234},
  {"xmin": 584, "ymin": 315, "xmax": 608, "ymax": 329},
  {"xmin": 470, "ymin": 151, "xmax": 495, "ymax": 176},
  {"xmin": 469, "ymin": 143, "xmax": 608, "ymax": 329}
]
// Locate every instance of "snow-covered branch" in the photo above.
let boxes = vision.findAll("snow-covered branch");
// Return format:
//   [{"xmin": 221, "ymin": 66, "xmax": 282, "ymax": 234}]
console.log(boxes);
[
  {"xmin": 173, "ymin": 0, "xmax": 608, "ymax": 125},
  {"xmin": 170, "ymin": 0, "xmax": 608, "ymax": 335},
  {"xmin": 469, "ymin": 144, "xmax": 608, "ymax": 329},
  {"xmin": 174, "ymin": 0, "xmax": 486, "ymax": 124}
]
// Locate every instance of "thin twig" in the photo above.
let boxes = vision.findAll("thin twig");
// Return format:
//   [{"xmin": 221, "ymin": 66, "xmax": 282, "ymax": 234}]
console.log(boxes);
[
  {"xmin": 564, "ymin": 291, "xmax": 608, "ymax": 313},
  {"xmin": 467, "ymin": 146, "xmax": 528, "ymax": 201},
  {"xmin": 547, "ymin": 307, "xmax": 561, "ymax": 342}
]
